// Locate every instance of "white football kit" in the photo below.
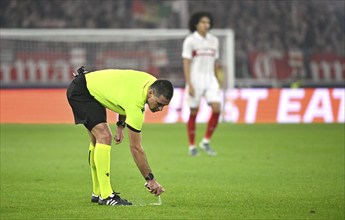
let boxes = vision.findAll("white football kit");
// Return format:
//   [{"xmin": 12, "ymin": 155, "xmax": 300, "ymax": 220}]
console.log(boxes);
[{"xmin": 182, "ymin": 31, "xmax": 221, "ymax": 108}]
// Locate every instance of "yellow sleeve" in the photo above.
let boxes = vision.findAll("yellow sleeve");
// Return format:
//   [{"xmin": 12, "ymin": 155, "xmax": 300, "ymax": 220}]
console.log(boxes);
[{"xmin": 125, "ymin": 105, "xmax": 145, "ymax": 132}]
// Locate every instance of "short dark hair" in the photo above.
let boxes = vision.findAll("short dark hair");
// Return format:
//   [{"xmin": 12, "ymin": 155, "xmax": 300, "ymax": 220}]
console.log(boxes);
[
  {"xmin": 188, "ymin": 11, "xmax": 213, "ymax": 33},
  {"xmin": 150, "ymin": 79, "xmax": 174, "ymax": 101}
]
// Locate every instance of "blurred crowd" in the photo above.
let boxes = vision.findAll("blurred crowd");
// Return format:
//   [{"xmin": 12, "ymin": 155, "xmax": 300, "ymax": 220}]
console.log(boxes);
[
  {"xmin": 191, "ymin": 0, "xmax": 344, "ymax": 79},
  {"xmin": 0, "ymin": 0, "xmax": 183, "ymax": 28},
  {"xmin": 1, "ymin": 0, "xmax": 344, "ymax": 81}
]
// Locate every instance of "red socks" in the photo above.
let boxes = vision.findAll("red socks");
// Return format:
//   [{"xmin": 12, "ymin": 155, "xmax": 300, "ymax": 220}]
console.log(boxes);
[
  {"xmin": 187, "ymin": 112, "xmax": 220, "ymax": 146},
  {"xmin": 205, "ymin": 112, "xmax": 220, "ymax": 139},
  {"xmin": 187, "ymin": 114, "xmax": 197, "ymax": 146}
]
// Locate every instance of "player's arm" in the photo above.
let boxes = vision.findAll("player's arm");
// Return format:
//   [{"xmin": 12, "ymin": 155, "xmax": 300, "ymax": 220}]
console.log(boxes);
[
  {"xmin": 183, "ymin": 58, "xmax": 192, "ymax": 86},
  {"xmin": 183, "ymin": 58, "xmax": 195, "ymax": 97},
  {"xmin": 214, "ymin": 37, "xmax": 221, "ymax": 85},
  {"xmin": 214, "ymin": 61, "xmax": 221, "ymax": 82},
  {"xmin": 182, "ymin": 37, "xmax": 195, "ymax": 97},
  {"xmin": 114, "ymin": 114, "xmax": 126, "ymax": 144},
  {"xmin": 127, "ymin": 128, "xmax": 165, "ymax": 196}
]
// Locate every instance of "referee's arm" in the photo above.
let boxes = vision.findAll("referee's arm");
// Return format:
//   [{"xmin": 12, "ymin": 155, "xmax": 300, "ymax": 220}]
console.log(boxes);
[{"xmin": 127, "ymin": 128, "xmax": 152, "ymax": 178}]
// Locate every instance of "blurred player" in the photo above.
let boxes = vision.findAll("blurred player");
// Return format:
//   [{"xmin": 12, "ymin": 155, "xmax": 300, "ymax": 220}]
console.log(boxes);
[
  {"xmin": 182, "ymin": 12, "xmax": 221, "ymax": 156},
  {"xmin": 67, "ymin": 67, "xmax": 173, "ymax": 206}
]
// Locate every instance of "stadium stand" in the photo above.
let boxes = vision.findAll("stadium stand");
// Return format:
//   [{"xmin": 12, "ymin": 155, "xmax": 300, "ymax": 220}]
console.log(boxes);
[{"xmin": 1, "ymin": 0, "xmax": 344, "ymax": 86}]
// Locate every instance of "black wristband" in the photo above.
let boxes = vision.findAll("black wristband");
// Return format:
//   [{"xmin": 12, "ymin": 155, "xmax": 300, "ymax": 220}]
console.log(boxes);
[
  {"xmin": 116, "ymin": 121, "xmax": 126, "ymax": 128},
  {"xmin": 145, "ymin": 173, "xmax": 154, "ymax": 181}
]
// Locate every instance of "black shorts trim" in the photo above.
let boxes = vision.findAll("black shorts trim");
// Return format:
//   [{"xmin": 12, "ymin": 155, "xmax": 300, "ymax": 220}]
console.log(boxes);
[
  {"xmin": 66, "ymin": 75, "xmax": 107, "ymax": 131},
  {"xmin": 127, "ymin": 124, "xmax": 141, "ymax": 133}
]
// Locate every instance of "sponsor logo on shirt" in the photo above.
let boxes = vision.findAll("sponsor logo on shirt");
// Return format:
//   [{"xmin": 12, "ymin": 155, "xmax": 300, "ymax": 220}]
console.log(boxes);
[{"xmin": 192, "ymin": 48, "xmax": 216, "ymax": 57}]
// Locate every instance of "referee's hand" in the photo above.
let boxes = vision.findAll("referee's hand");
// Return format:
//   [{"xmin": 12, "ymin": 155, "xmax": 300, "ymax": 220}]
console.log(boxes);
[
  {"xmin": 145, "ymin": 179, "xmax": 165, "ymax": 196},
  {"xmin": 114, "ymin": 126, "xmax": 124, "ymax": 144}
]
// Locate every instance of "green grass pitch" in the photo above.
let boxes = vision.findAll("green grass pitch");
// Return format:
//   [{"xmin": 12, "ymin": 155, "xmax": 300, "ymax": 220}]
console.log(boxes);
[{"xmin": 1, "ymin": 123, "xmax": 344, "ymax": 219}]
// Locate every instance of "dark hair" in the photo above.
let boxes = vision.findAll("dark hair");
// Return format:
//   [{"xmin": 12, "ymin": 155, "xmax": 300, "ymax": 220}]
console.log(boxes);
[
  {"xmin": 188, "ymin": 11, "xmax": 213, "ymax": 33},
  {"xmin": 150, "ymin": 79, "xmax": 174, "ymax": 101}
]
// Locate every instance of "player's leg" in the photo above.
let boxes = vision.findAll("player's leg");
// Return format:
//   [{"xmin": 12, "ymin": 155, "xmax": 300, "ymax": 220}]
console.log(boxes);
[
  {"xmin": 188, "ymin": 107, "xmax": 198, "ymax": 156},
  {"xmin": 186, "ymin": 85, "xmax": 202, "ymax": 156},
  {"xmin": 204, "ymin": 102, "xmax": 221, "ymax": 141},
  {"xmin": 200, "ymin": 85, "xmax": 221, "ymax": 156},
  {"xmin": 87, "ymin": 130, "xmax": 100, "ymax": 203}
]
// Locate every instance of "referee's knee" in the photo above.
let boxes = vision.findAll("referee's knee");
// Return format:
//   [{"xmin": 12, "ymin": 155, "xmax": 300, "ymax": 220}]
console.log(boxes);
[
  {"xmin": 91, "ymin": 123, "xmax": 113, "ymax": 145},
  {"xmin": 96, "ymin": 133, "xmax": 112, "ymax": 145}
]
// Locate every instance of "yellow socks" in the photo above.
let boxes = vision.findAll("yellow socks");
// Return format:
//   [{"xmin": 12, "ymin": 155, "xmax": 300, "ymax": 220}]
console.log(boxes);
[
  {"xmin": 88, "ymin": 143, "xmax": 100, "ymax": 196},
  {"xmin": 94, "ymin": 143, "xmax": 113, "ymax": 199}
]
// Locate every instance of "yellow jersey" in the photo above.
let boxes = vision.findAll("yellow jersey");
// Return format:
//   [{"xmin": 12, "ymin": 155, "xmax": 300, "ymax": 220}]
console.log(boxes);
[{"xmin": 85, "ymin": 69, "xmax": 156, "ymax": 131}]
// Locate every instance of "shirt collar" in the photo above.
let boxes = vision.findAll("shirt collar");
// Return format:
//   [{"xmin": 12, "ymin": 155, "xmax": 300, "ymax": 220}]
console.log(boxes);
[{"xmin": 193, "ymin": 31, "xmax": 210, "ymax": 40}]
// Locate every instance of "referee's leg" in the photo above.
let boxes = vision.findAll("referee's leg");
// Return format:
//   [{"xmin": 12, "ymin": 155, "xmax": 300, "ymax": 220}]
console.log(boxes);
[
  {"xmin": 91, "ymin": 123, "xmax": 112, "ymax": 145},
  {"xmin": 87, "ymin": 130, "xmax": 100, "ymax": 200},
  {"xmin": 91, "ymin": 122, "xmax": 113, "ymax": 199},
  {"xmin": 90, "ymin": 123, "xmax": 114, "ymax": 200}
]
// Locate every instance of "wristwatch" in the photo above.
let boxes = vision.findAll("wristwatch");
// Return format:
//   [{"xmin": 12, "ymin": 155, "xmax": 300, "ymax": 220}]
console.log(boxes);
[
  {"xmin": 145, "ymin": 173, "xmax": 154, "ymax": 181},
  {"xmin": 116, "ymin": 121, "xmax": 126, "ymax": 128}
]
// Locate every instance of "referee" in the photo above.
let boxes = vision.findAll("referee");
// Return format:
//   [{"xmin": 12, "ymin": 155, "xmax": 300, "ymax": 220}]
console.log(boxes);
[{"xmin": 66, "ymin": 67, "xmax": 173, "ymax": 206}]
